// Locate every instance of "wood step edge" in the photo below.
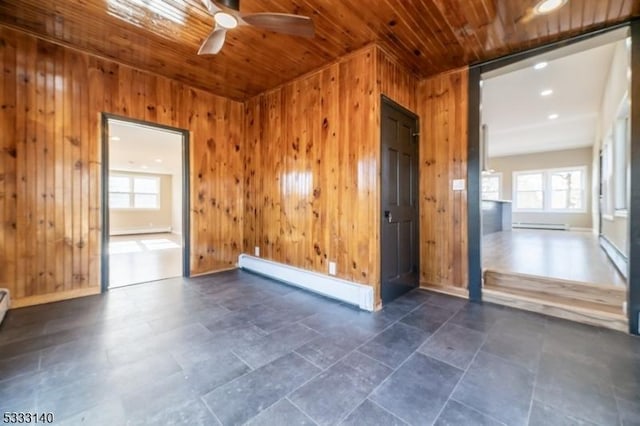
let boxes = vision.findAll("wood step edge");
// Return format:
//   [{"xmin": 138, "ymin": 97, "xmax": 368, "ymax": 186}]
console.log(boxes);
[
  {"xmin": 483, "ymin": 269, "xmax": 626, "ymax": 294},
  {"xmin": 482, "ymin": 289, "xmax": 628, "ymax": 332},
  {"xmin": 483, "ymin": 284, "xmax": 624, "ymax": 314}
]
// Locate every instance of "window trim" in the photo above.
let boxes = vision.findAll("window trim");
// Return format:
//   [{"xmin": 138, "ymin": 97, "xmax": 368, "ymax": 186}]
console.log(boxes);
[
  {"xmin": 512, "ymin": 166, "xmax": 587, "ymax": 213},
  {"xmin": 108, "ymin": 172, "xmax": 161, "ymax": 211}
]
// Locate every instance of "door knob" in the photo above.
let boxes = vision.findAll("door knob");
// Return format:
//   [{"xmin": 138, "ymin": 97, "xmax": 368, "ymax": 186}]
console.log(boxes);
[{"xmin": 384, "ymin": 210, "xmax": 392, "ymax": 223}]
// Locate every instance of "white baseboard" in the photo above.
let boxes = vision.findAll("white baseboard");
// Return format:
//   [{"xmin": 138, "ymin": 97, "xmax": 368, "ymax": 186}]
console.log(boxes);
[
  {"xmin": 237, "ymin": 254, "xmax": 374, "ymax": 311},
  {"xmin": 110, "ymin": 226, "xmax": 172, "ymax": 236},
  {"xmin": 570, "ymin": 227, "xmax": 593, "ymax": 232}
]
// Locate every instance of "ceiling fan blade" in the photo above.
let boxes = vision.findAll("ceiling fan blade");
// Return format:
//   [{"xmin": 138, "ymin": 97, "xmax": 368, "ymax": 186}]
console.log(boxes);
[
  {"xmin": 201, "ymin": 0, "xmax": 221, "ymax": 15},
  {"xmin": 241, "ymin": 13, "xmax": 315, "ymax": 38},
  {"xmin": 198, "ymin": 28, "xmax": 227, "ymax": 55}
]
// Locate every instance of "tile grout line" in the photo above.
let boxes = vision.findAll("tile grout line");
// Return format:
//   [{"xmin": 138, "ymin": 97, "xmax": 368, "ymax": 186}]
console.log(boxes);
[
  {"xmin": 425, "ymin": 307, "xmax": 489, "ymax": 426},
  {"xmin": 365, "ymin": 397, "xmax": 411, "ymax": 425},
  {"xmin": 200, "ymin": 394, "xmax": 224, "ymax": 426},
  {"xmin": 337, "ymin": 298, "xmax": 467, "ymax": 425},
  {"xmin": 282, "ymin": 292, "xmax": 434, "ymax": 424},
  {"xmin": 284, "ymin": 396, "xmax": 320, "ymax": 426},
  {"xmin": 448, "ymin": 397, "xmax": 508, "ymax": 426}
]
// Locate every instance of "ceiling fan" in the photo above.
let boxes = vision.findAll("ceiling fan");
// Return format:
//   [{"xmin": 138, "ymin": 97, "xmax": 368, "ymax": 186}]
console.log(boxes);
[{"xmin": 199, "ymin": 0, "xmax": 315, "ymax": 55}]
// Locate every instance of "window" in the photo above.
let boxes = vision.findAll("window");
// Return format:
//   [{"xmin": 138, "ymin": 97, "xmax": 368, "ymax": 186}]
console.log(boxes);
[
  {"xmin": 481, "ymin": 173, "xmax": 501, "ymax": 200},
  {"xmin": 614, "ymin": 98, "xmax": 630, "ymax": 212},
  {"xmin": 109, "ymin": 174, "xmax": 160, "ymax": 209},
  {"xmin": 513, "ymin": 167, "xmax": 586, "ymax": 212},
  {"xmin": 602, "ymin": 137, "xmax": 614, "ymax": 217},
  {"xmin": 514, "ymin": 172, "xmax": 544, "ymax": 210}
]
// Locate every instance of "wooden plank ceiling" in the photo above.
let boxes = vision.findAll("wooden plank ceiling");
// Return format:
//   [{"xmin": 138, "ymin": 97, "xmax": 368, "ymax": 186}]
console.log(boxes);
[{"xmin": 1, "ymin": 0, "xmax": 638, "ymax": 100}]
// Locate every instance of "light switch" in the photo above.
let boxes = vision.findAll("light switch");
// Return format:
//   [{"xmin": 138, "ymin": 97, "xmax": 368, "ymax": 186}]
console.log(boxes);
[{"xmin": 452, "ymin": 179, "xmax": 466, "ymax": 191}]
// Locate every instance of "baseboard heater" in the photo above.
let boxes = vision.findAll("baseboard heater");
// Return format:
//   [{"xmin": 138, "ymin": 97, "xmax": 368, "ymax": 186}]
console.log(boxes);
[
  {"xmin": 512, "ymin": 222, "xmax": 569, "ymax": 231},
  {"xmin": 110, "ymin": 226, "xmax": 172, "ymax": 236},
  {"xmin": 599, "ymin": 236, "xmax": 628, "ymax": 280},
  {"xmin": 237, "ymin": 254, "xmax": 374, "ymax": 311}
]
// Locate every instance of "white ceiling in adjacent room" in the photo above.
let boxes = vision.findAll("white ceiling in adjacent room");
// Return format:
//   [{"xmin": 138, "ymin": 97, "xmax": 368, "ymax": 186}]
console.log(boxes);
[
  {"xmin": 482, "ymin": 38, "xmax": 619, "ymax": 158},
  {"xmin": 108, "ymin": 120, "xmax": 183, "ymax": 175}
]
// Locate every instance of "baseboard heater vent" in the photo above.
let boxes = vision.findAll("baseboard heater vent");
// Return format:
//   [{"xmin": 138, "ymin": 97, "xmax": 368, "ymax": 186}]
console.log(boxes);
[
  {"xmin": 110, "ymin": 226, "xmax": 172, "ymax": 236},
  {"xmin": 238, "ymin": 254, "xmax": 374, "ymax": 311},
  {"xmin": 599, "ymin": 236, "xmax": 628, "ymax": 279},
  {"xmin": 512, "ymin": 222, "xmax": 569, "ymax": 231}
]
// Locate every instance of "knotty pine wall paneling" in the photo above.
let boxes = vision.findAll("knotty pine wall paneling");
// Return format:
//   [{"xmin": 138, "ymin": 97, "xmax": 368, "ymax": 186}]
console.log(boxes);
[
  {"xmin": 244, "ymin": 46, "xmax": 381, "ymax": 303},
  {"xmin": 0, "ymin": 26, "xmax": 244, "ymax": 307},
  {"xmin": 244, "ymin": 45, "xmax": 420, "ymax": 308},
  {"xmin": 416, "ymin": 67, "xmax": 470, "ymax": 296},
  {"xmin": 376, "ymin": 46, "xmax": 418, "ymax": 112}
]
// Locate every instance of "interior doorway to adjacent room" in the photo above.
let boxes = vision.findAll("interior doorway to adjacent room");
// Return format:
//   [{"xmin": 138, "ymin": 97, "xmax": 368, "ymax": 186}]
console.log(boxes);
[
  {"xmin": 102, "ymin": 116, "xmax": 189, "ymax": 289},
  {"xmin": 478, "ymin": 28, "xmax": 631, "ymax": 330}
]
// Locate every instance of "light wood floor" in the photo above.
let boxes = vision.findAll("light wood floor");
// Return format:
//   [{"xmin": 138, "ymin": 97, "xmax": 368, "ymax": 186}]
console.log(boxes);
[
  {"xmin": 109, "ymin": 233, "xmax": 182, "ymax": 288},
  {"xmin": 482, "ymin": 230, "xmax": 626, "ymax": 287}
]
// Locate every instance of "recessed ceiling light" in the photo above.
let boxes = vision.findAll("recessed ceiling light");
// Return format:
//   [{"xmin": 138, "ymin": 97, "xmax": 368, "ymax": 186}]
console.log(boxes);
[
  {"xmin": 155, "ymin": 159, "xmax": 162, "ymax": 163},
  {"xmin": 534, "ymin": 0, "xmax": 568, "ymax": 15},
  {"xmin": 533, "ymin": 62, "xmax": 548, "ymax": 70},
  {"xmin": 141, "ymin": 165, "xmax": 149, "ymax": 169},
  {"xmin": 540, "ymin": 89, "xmax": 553, "ymax": 96},
  {"xmin": 110, "ymin": 136, "xmax": 120, "ymax": 141},
  {"xmin": 548, "ymin": 113, "xmax": 559, "ymax": 120},
  {"xmin": 214, "ymin": 12, "xmax": 238, "ymax": 29}
]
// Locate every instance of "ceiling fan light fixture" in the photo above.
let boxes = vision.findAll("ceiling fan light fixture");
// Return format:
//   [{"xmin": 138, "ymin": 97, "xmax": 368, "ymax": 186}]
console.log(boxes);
[
  {"xmin": 214, "ymin": 12, "xmax": 238, "ymax": 29},
  {"xmin": 533, "ymin": 61, "xmax": 548, "ymax": 70},
  {"xmin": 534, "ymin": 0, "xmax": 568, "ymax": 15}
]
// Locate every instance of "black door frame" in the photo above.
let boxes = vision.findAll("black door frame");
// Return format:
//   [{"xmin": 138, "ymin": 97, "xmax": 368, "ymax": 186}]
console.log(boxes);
[
  {"xmin": 467, "ymin": 20, "xmax": 640, "ymax": 335},
  {"xmin": 100, "ymin": 113, "xmax": 191, "ymax": 292},
  {"xmin": 380, "ymin": 95, "xmax": 420, "ymax": 303}
]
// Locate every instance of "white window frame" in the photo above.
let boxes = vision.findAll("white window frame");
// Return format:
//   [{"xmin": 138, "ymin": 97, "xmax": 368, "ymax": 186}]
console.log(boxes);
[
  {"xmin": 481, "ymin": 172, "xmax": 502, "ymax": 201},
  {"xmin": 109, "ymin": 173, "xmax": 161, "ymax": 211},
  {"xmin": 512, "ymin": 170, "xmax": 545, "ymax": 212},
  {"xmin": 613, "ymin": 93, "xmax": 630, "ymax": 215},
  {"xmin": 513, "ymin": 166, "xmax": 587, "ymax": 213}
]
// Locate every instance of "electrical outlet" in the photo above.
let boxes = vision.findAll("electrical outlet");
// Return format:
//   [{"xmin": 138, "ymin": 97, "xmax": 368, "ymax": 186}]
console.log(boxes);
[
  {"xmin": 328, "ymin": 262, "xmax": 337, "ymax": 276},
  {"xmin": 254, "ymin": 246, "xmax": 260, "ymax": 257}
]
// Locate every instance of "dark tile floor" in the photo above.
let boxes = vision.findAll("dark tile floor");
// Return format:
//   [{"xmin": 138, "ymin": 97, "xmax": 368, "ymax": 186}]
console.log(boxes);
[{"xmin": 0, "ymin": 270, "xmax": 639, "ymax": 425}]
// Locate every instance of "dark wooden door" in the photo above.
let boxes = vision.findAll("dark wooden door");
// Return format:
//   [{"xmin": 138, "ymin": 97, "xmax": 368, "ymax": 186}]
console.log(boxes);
[{"xmin": 381, "ymin": 98, "xmax": 419, "ymax": 303}]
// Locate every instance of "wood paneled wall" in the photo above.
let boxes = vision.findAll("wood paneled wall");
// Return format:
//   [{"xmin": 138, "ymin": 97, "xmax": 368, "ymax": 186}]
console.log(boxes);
[
  {"xmin": 0, "ymin": 26, "xmax": 244, "ymax": 307},
  {"xmin": 417, "ymin": 67, "xmax": 469, "ymax": 295},
  {"xmin": 1, "ymin": 23, "xmax": 468, "ymax": 308},
  {"xmin": 244, "ymin": 45, "xmax": 419, "ymax": 307},
  {"xmin": 376, "ymin": 47, "xmax": 418, "ymax": 112}
]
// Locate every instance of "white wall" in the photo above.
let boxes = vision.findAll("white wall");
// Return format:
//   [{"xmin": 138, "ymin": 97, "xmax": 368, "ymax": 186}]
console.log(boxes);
[
  {"xmin": 171, "ymin": 171, "xmax": 182, "ymax": 235},
  {"xmin": 110, "ymin": 171, "xmax": 173, "ymax": 234},
  {"xmin": 594, "ymin": 39, "xmax": 630, "ymax": 256},
  {"xmin": 489, "ymin": 148, "xmax": 593, "ymax": 229}
]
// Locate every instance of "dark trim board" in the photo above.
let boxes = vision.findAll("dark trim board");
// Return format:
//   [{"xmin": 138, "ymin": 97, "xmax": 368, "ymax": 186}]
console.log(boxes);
[
  {"xmin": 467, "ymin": 66, "xmax": 482, "ymax": 302},
  {"xmin": 100, "ymin": 113, "xmax": 191, "ymax": 292},
  {"xmin": 467, "ymin": 21, "xmax": 640, "ymax": 334},
  {"xmin": 629, "ymin": 20, "xmax": 640, "ymax": 334}
]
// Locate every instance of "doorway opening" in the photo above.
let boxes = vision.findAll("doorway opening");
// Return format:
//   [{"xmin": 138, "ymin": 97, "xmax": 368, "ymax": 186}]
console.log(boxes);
[
  {"xmin": 101, "ymin": 115, "xmax": 190, "ymax": 290},
  {"xmin": 380, "ymin": 96, "xmax": 420, "ymax": 304},
  {"xmin": 475, "ymin": 27, "xmax": 632, "ymax": 332}
]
